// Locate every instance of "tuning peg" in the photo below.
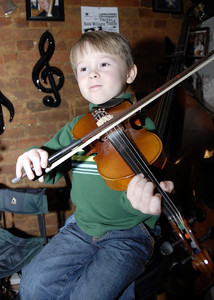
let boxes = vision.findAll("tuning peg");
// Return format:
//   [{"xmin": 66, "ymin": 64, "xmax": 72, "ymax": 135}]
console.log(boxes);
[
  {"xmin": 199, "ymin": 227, "xmax": 214, "ymax": 243},
  {"xmin": 160, "ymin": 241, "xmax": 174, "ymax": 256},
  {"xmin": 188, "ymin": 207, "xmax": 207, "ymax": 224},
  {"xmin": 160, "ymin": 239, "xmax": 183, "ymax": 256}
]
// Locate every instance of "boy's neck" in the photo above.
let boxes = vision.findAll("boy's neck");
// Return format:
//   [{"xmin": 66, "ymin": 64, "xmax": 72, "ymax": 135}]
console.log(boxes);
[{"xmin": 89, "ymin": 92, "xmax": 131, "ymax": 110}]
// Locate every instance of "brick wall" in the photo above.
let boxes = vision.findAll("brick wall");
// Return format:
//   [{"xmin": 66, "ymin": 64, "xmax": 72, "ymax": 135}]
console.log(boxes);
[{"xmin": 0, "ymin": 0, "xmax": 193, "ymax": 235}]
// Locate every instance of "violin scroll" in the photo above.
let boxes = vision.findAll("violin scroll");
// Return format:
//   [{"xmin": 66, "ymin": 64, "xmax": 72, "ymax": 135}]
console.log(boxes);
[
  {"xmin": 192, "ymin": 248, "xmax": 214, "ymax": 278},
  {"xmin": 169, "ymin": 216, "xmax": 214, "ymax": 278}
]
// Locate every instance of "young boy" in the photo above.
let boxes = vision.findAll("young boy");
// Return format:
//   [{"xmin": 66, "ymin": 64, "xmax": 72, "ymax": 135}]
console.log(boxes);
[{"xmin": 16, "ymin": 31, "xmax": 174, "ymax": 300}]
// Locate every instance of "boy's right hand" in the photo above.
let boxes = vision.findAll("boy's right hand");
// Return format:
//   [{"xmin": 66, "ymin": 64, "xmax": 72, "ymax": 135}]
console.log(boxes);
[{"xmin": 16, "ymin": 149, "xmax": 49, "ymax": 182}]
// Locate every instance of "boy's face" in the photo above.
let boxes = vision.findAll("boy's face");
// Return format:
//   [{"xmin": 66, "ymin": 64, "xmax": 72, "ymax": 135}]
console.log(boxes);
[{"xmin": 75, "ymin": 44, "xmax": 137, "ymax": 105}]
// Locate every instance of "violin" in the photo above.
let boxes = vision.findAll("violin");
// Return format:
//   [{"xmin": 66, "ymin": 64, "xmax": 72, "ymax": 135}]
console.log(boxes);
[{"xmin": 72, "ymin": 100, "xmax": 166, "ymax": 191}]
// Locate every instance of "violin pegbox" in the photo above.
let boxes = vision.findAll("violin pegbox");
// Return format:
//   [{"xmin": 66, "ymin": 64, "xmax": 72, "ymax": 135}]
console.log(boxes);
[{"xmin": 91, "ymin": 108, "xmax": 113, "ymax": 127}]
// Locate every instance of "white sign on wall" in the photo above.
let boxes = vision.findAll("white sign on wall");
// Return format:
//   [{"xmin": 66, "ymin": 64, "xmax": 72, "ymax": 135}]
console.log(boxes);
[{"xmin": 81, "ymin": 6, "xmax": 119, "ymax": 33}]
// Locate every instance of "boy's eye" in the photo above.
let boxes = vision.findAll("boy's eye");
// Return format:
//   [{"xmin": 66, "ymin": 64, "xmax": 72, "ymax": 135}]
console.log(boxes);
[
  {"xmin": 101, "ymin": 62, "xmax": 109, "ymax": 67},
  {"xmin": 80, "ymin": 67, "xmax": 87, "ymax": 72}
]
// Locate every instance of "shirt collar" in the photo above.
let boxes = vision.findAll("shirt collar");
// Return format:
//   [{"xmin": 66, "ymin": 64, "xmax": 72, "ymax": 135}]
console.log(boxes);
[{"xmin": 89, "ymin": 92, "xmax": 131, "ymax": 111}]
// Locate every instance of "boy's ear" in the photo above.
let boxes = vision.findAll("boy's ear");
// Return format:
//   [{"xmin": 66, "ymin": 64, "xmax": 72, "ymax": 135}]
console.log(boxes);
[{"xmin": 126, "ymin": 64, "xmax": 137, "ymax": 84}]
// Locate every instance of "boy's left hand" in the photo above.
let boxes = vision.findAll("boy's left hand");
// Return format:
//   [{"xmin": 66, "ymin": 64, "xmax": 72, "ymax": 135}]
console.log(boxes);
[{"xmin": 127, "ymin": 174, "xmax": 174, "ymax": 215}]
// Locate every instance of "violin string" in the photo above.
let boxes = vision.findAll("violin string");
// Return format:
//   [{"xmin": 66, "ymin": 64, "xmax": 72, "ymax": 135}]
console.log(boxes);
[
  {"xmin": 108, "ymin": 126, "xmax": 183, "ymax": 226},
  {"xmin": 118, "ymin": 127, "xmax": 182, "ymax": 223},
  {"xmin": 116, "ymin": 126, "xmax": 184, "ymax": 226}
]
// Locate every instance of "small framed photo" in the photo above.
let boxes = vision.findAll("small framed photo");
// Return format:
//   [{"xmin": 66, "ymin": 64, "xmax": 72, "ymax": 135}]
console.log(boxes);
[
  {"xmin": 186, "ymin": 28, "xmax": 209, "ymax": 58},
  {"xmin": 152, "ymin": 0, "xmax": 183, "ymax": 14},
  {"xmin": 26, "ymin": 0, "xmax": 64, "ymax": 21}
]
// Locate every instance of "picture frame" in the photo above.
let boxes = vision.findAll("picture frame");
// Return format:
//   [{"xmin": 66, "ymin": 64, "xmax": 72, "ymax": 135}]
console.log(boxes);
[
  {"xmin": 152, "ymin": 0, "xmax": 183, "ymax": 14},
  {"xmin": 26, "ymin": 0, "xmax": 64, "ymax": 21},
  {"xmin": 186, "ymin": 28, "xmax": 209, "ymax": 58}
]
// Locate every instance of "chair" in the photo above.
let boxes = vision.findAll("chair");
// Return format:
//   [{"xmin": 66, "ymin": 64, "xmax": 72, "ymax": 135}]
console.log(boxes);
[
  {"xmin": 135, "ymin": 250, "xmax": 170, "ymax": 300},
  {"xmin": 0, "ymin": 188, "xmax": 48, "ymax": 299}
]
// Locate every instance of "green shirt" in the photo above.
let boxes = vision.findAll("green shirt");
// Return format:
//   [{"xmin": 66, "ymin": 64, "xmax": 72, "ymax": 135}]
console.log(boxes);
[{"xmin": 37, "ymin": 101, "xmax": 158, "ymax": 236}]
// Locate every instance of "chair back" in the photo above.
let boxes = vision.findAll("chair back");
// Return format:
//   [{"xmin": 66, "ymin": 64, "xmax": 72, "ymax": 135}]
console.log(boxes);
[{"xmin": 0, "ymin": 188, "xmax": 49, "ymax": 278}]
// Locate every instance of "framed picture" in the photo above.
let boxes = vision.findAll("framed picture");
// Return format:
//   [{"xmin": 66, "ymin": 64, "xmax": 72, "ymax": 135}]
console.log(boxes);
[
  {"xmin": 26, "ymin": 0, "xmax": 64, "ymax": 21},
  {"xmin": 186, "ymin": 28, "xmax": 209, "ymax": 58},
  {"xmin": 152, "ymin": 0, "xmax": 183, "ymax": 14}
]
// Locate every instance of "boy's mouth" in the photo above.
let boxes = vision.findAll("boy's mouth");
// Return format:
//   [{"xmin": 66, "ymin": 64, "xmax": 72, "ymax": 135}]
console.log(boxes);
[{"xmin": 90, "ymin": 84, "xmax": 102, "ymax": 89}]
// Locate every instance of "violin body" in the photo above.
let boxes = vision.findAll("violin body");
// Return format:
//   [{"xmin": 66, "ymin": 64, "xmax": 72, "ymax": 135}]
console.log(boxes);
[
  {"xmin": 94, "ymin": 129, "xmax": 162, "ymax": 191},
  {"xmin": 73, "ymin": 101, "xmax": 165, "ymax": 191}
]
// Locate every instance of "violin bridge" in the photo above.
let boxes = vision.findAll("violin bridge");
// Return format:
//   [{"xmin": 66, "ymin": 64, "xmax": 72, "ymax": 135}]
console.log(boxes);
[{"xmin": 91, "ymin": 108, "xmax": 113, "ymax": 127}]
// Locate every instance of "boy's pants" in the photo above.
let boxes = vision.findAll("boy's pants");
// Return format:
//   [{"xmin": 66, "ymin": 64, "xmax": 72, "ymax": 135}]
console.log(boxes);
[{"xmin": 19, "ymin": 215, "xmax": 159, "ymax": 300}]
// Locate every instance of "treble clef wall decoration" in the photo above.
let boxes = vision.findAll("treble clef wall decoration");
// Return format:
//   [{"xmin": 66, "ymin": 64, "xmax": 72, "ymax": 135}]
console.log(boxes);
[{"xmin": 32, "ymin": 30, "xmax": 64, "ymax": 107}]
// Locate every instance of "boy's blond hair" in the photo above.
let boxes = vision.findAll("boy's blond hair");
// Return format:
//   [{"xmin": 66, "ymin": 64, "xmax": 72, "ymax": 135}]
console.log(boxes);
[{"xmin": 70, "ymin": 31, "xmax": 135, "ymax": 77}]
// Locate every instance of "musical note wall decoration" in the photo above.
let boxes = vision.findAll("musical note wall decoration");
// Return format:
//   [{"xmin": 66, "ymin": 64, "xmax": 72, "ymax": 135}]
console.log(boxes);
[
  {"xmin": 0, "ymin": 91, "xmax": 14, "ymax": 135},
  {"xmin": 32, "ymin": 30, "xmax": 64, "ymax": 107}
]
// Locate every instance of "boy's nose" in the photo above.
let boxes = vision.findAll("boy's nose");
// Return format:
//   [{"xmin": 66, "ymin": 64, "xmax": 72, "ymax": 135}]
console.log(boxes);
[{"xmin": 89, "ymin": 70, "xmax": 99, "ymax": 79}]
